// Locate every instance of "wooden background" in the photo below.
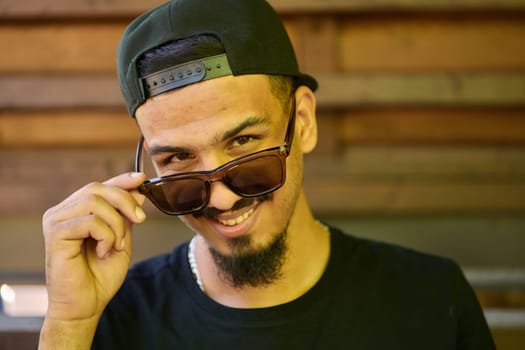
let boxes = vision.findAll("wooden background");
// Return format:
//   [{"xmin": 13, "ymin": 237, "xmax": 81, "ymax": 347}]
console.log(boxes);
[{"xmin": 0, "ymin": 0, "xmax": 524, "ymax": 349}]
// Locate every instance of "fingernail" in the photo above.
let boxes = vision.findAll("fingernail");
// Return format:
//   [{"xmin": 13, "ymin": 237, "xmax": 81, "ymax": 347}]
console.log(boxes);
[
  {"xmin": 120, "ymin": 239, "xmax": 126, "ymax": 251},
  {"xmin": 135, "ymin": 206, "xmax": 146, "ymax": 221},
  {"xmin": 131, "ymin": 172, "xmax": 144, "ymax": 178}
]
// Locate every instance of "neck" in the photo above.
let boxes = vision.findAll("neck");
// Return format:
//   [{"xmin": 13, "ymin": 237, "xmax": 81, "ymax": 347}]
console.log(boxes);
[{"xmin": 191, "ymin": 191, "xmax": 330, "ymax": 308}]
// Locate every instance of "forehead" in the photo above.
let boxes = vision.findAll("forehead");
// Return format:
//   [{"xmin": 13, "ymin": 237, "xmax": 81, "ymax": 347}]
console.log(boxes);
[{"xmin": 135, "ymin": 74, "xmax": 281, "ymax": 139}]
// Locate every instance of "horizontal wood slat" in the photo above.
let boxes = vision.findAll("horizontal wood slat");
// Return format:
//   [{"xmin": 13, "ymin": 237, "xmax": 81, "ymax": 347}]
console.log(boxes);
[
  {"xmin": 304, "ymin": 147, "xmax": 525, "ymax": 214},
  {"xmin": 307, "ymin": 147, "xmax": 525, "ymax": 178},
  {"xmin": 0, "ymin": 111, "xmax": 138, "ymax": 147},
  {"xmin": 315, "ymin": 74, "xmax": 525, "ymax": 107},
  {"xmin": 1, "ymin": 0, "xmax": 525, "ymax": 18},
  {"xmin": 477, "ymin": 289, "xmax": 525, "ymax": 309},
  {"xmin": 0, "ymin": 24, "xmax": 123, "ymax": 73},
  {"xmin": 2, "ymin": 73, "xmax": 524, "ymax": 111},
  {"xmin": 286, "ymin": 17, "xmax": 337, "ymax": 73},
  {"xmin": 339, "ymin": 18, "xmax": 525, "ymax": 72},
  {"xmin": 303, "ymin": 181, "xmax": 525, "ymax": 215},
  {"xmin": 491, "ymin": 327, "xmax": 525, "ymax": 350},
  {"xmin": 0, "ymin": 0, "xmax": 163, "ymax": 17},
  {"xmin": 0, "ymin": 149, "xmax": 134, "ymax": 214},
  {"xmin": 0, "ymin": 76, "xmax": 122, "ymax": 109},
  {"xmin": 339, "ymin": 108, "xmax": 525, "ymax": 145},
  {"xmin": 270, "ymin": 0, "xmax": 525, "ymax": 12}
]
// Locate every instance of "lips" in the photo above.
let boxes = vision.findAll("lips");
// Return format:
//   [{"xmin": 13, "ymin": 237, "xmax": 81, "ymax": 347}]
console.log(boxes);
[
  {"xmin": 197, "ymin": 194, "xmax": 273, "ymax": 239},
  {"xmin": 217, "ymin": 207, "xmax": 255, "ymax": 226},
  {"xmin": 208, "ymin": 200, "xmax": 261, "ymax": 239}
]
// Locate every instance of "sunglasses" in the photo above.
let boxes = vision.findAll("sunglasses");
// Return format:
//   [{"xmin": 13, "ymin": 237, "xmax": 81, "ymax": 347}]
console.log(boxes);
[{"xmin": 134, "ymin": 96, "xmax": 296, "ymax": 215}]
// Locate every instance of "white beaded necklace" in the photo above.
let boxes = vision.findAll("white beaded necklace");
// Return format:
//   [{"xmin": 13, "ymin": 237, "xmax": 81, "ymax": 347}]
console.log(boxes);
[{"xmin": 188, "ymin": 237, "xmax": 205, "ymax": 292}]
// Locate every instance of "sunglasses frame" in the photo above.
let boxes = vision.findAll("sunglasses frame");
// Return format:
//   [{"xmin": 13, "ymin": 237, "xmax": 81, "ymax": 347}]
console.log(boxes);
[{"xmin": 134, "ymin": 94, "xmax": 296, "ymax": 215}]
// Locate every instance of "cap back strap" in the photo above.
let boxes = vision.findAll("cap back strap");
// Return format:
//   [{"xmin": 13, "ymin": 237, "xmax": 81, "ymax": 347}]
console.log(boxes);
[{"xmin": 141, "ymin": 54, "xmax": 232, "ymax": 98}]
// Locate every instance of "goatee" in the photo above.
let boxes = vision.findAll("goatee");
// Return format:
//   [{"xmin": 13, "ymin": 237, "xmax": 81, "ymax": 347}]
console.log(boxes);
[{"xmin": 208, "ymin": 227, "xmax": 288, "ymax": 289}]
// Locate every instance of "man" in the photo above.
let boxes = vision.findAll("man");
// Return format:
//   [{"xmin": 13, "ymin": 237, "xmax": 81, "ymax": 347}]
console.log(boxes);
[{"xmin": 38, "ymin": 0, "xmax": 495, "ymax": 349}]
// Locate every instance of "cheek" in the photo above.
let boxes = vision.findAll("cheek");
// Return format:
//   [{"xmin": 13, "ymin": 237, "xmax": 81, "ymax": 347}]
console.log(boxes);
[
  {"xmin": 275, "ymin": 148, "xmax": 304, "ymax": 212},
  {"xmin": 178, "ymin": 215, "xmax": 202, "ymax": 236},
  {"xmin": 286, "ymin": 143, "xmax": 304, "ymax": 189}
]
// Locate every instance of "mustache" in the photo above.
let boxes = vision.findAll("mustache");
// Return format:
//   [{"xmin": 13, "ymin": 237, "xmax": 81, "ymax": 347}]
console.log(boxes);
[{"xmin": 193, "ymin": 193, "xmax": 272, "ymax": 219}]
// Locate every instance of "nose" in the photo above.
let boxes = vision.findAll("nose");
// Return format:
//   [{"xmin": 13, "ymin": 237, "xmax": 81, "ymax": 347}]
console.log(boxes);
[
  {"xmin": 199, "ymin": 154, "xmax": 242, "ymax": 212},
  {"xmin": 206, "ymin": 180, "xmax": 242, "ymax": 211}
]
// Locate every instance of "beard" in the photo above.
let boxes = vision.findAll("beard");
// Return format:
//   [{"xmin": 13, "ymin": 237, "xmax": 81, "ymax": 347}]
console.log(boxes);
[
  {"xmin": 193, "ymin": 193, "xmax": 292, "ymax": 289},
  {"xmin": 208, "ymin": 224, "xmax": 288, "ymax": 289}
]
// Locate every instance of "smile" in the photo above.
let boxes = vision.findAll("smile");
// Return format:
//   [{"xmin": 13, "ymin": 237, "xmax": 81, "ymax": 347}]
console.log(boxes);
[{"xmin": 218, "ymin": 207, "xmax": 255, "ymax": 226}]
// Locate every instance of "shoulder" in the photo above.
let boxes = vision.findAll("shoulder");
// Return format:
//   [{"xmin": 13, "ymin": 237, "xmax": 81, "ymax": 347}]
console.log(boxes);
[
  {"xmin": 329, "ymin": 226, "xmax": 463, "ymax": 287},
  {"xmin": 328, "ymin": 225, "xmax": 474, "ymax": 313},
  {"xmin": 326, "ymin": 226, "xmax": 495, "ymax": 349}
]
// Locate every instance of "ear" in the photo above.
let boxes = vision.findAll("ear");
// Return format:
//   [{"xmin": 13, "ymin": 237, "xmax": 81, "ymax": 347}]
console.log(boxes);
[{"xmin": 293, "ymin": 86, "xmax": 318, "ymax": 154}]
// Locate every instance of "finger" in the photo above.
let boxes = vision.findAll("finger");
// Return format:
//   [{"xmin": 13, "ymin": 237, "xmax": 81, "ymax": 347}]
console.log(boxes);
[
  {"xmin": 120, "ymin": 217, "xmax": 134, "ymax": 254},
  {"xmin": 51, "ymin": 183, "xmax": 146, "ymax": 225},
  {"xmin": 86, "ymin": 183, "xmax": 146, "ymax": 225},
  {"xmin": 48, "ymin": 214, "xmax": 118, "ymax": 259},
  {"xmin": 103, "ymin": 172, "xmax": 146, "ymax": 191},
  {"xmin": 129, "ymin": 189, "xmax": 146, "ymax": 207},
  {"xmin": 62, "ymin": 172, "xmax": 145, "ymax": 204},
  {"xmin": 46, "ymin": 172, "xmax": 146, "ymax": 218},
  {"xmin": 56, "ymin": 194, "xmax": 128, "ymax": 251}
]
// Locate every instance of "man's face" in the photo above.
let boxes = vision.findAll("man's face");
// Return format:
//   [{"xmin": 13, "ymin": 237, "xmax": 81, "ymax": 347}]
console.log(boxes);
[{"xmin": 135, "ymin": 74, "xmax": 305, "ymax": 260}]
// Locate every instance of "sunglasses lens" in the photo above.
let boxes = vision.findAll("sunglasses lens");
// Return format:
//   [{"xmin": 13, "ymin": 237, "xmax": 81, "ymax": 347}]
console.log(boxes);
[
  {"xmin": 142, "ymin": 152, "xmax": 285, "ymax": 215},
  {"xmin": 147, "ymin": 178, "xmax": 207, "ymax": 214},
  {"xmin": 225, "ymin": 155, "xmax": 284, "ymax": 196}
]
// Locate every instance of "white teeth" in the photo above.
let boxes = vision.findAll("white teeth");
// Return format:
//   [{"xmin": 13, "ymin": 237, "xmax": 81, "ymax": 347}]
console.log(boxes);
[{"xmin": 218, "ymin": 208, "xmax": 254, "ymax": 226}]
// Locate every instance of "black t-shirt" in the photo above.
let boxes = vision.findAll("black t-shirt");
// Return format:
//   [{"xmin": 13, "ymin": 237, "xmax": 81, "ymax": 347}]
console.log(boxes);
[{"xmin": 92, "ymin": 226, "xmax": 495, "ymax": 349}]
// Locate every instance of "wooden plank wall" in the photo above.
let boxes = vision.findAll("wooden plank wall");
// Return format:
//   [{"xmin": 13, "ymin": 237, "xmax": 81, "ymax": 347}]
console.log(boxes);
[{"xmin": 0, "ymin": 0, "xmax": 524, "ymax": 348}]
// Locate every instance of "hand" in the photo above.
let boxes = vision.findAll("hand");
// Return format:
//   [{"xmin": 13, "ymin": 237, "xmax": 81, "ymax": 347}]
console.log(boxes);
[{"xmin": 42, "ymin": 172, "xmax": 147, "ymax": 322}]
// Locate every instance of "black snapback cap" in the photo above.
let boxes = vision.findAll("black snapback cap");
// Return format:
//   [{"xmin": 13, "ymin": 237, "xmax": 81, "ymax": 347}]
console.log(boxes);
[{"xmin": 117, "ymin": 0, "xmax": 318, "ymax": 117}]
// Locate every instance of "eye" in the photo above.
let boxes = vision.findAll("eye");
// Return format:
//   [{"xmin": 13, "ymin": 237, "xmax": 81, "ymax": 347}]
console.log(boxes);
[
  {"xmin": 229, "ymin": 135, "xmax": 256, "ymax": 148},
  {"xmin": 159, "ymin": 152, "xmax": 195, "ymax": 167},
  {"xmin": 175, "ymin": 152, "xmax": 195, "ymax": 161},
  {"xmin": 170, "ymin": 152, "xmax": 195, "ymax": 162}
]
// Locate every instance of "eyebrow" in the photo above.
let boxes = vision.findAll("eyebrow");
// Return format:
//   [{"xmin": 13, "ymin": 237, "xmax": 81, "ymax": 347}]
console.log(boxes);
[
  {"xmin": 148, "ymin": 115, "xmax": 271, "ymax": 157},
  {"xmin": 219, "ymin": 115, "xmax": 270, "ymax": 143},
  {"xmin": 148, "ymin": 144, "xmax": 188, "ymax": 157}
]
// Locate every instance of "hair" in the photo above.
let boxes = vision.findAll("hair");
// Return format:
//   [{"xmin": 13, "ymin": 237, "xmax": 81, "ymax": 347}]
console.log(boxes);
[{"xmin": 137, "ymin": 34, "xmax": 295, "ymax": 112}]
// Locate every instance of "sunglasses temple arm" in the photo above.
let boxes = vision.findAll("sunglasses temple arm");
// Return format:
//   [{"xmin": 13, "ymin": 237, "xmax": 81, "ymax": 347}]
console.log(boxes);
[
  {"xmin": 283, "ymin": 94, "xmax": 296, "ymax": 152},
  {"xmin": 134, "ymin": 135, "xmax": 145, "ymax": 173}
]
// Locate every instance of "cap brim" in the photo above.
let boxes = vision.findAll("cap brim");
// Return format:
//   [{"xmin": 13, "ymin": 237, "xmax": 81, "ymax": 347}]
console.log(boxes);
[{"xmin": 296, "ymin": 73, "xmax": 318, "ymax": 92}]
